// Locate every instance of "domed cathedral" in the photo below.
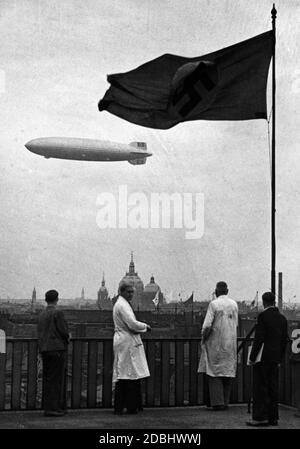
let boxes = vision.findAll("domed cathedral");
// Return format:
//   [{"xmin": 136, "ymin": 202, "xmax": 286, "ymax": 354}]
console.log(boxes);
[
  {"xmin": 119, "ymin": 252, "xmax": 144, "ymax": 310},
  {"xmin": 142, "ymin": 275, "xmax": 163, "ymax": 309},
  {"xmin": 97, "ymin": 273, "xmax": 112, "ymax": 310}
]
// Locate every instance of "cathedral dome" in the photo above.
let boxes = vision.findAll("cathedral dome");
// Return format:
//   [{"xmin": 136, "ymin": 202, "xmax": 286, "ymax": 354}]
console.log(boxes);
[
  {"xmin": 120, "ymin": 274, "xmax": 144, "ymax": 291},
  {"xmin": 119, "ymin": 252, "xmax": 144, "ymax": 291},
  {"xmin": 144, "ymin": 275, "xmax": 160, "ymax": 294}
]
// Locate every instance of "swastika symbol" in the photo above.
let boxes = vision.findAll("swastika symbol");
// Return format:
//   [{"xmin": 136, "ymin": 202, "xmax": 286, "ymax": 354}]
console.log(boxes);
[{"xmin": 170, "ymin": 61, "xmax": 218, "ymax": 118}]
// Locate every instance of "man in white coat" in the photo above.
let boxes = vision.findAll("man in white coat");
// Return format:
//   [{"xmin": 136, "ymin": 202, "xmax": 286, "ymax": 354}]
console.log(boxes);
[
  {"xmin": 198, "ymin": 281, "xmax": 238, "ymax": 410},
  {"xmin": 113, "ymin": 280, "xmax": 151, "ymax": 414}
]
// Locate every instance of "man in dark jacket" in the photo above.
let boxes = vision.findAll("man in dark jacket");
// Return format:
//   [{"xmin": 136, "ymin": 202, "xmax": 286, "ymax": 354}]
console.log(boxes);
[
  {"xmin": 246, "ymin": 292, "xmax": 288, "ymax": 426},
  {"xmin": 37, "ymin": 290, "xmax": 69, "ymax": 416}
]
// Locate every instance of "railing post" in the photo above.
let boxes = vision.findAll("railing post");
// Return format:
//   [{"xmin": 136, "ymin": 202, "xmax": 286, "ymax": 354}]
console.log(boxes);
[
  {"xmin": 160, "ymin": 341, "xmax": 170, "ymax": 406},
  {"xmin": 27, "ymin": 341, "xmax": 38, "ymax": 409},
  {"xmin": 71, "ymin": 340, "xmax": 83, "ymax": 408},
  {"xmin": 102, "ymin": 340, "xmax": 113, "ymax": 408},
  {"xmin": 189, "ymin": 340, "xmax": 198, "ymax": 405},
  {"xmin": 0, "ymin": 352, "xmax": 6, "ymax": 410},
  {"xmin": 11, "ymin": 341, "xmax": 23, "ymax": 410},
  {"xmin": 87, "ymin": 340, "xmax": 98, "ymax": 408},
  {"xmin": 145, "ymin": 340, "xmax": 156, "ymax": 406},
  {"xmin": 175, "ymin": 340, "xmax": 184, "ymax": 406}
]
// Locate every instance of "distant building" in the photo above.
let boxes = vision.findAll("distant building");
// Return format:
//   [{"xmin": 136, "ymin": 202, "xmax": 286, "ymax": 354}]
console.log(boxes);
[
  {"xmin": 31, "ymin": 287, "xmax": 37, "ymax": 310},
  {"xmin": 97, "ymin": 273, "xmax": 112, "ymax": 310},
  {"xmin": 142, "ymin": 275, "xmax": 163, "ymax": 309},
  {"xmin": 119, "ymin": 252, "xmax": 144, "ymax": 310},
  {"xmin": 75, "ymin": 288, "xmax": 85, "ymax": 309}
]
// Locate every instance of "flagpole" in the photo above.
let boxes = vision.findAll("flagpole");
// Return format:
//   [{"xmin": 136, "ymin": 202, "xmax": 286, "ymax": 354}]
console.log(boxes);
[{"xmin": 271, "ymin": 4, "xmax": 277, "ymax": 295}]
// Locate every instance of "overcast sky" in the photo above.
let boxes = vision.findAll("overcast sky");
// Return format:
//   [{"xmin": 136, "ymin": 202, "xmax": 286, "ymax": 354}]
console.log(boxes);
[{"xmin": 0, "ymin": 0, "xmax": 299, "ymax": 304}]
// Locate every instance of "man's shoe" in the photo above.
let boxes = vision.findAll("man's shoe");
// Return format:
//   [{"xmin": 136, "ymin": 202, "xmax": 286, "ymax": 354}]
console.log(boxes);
[
  {"xmin": 211, "ymin": 405, "xmax": 226, "ymax": 411},
  {"xmin": 127, "ymin": 410, "xmax": 138, "ymax": 414},
  {"xmin": 246, "ymin": 420, "xmax": 269, "ymax": 427},
  {"xmin": 268, "ymin": 420, "xmax": 278, "ymax": 426},
  {"xmin": 44, "ymin": 410, "xmax": 65, "ymax": 417}
]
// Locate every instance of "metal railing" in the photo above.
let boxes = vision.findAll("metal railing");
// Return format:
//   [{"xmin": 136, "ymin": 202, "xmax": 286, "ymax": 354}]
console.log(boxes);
[{"xmin": 0, "ymin": 337, "xmax": 295, "ymax": 410}]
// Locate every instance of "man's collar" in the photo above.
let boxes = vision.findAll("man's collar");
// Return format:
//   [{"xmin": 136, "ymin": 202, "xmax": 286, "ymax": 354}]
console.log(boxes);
[{"xmin": 118, "ymin": 295, "xmax": 133, "ymax": 308}]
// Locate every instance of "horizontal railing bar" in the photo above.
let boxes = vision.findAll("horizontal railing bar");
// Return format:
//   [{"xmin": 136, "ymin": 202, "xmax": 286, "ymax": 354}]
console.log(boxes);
[{"xmin": 5, "ymin": 337, "xmax": 255, "ymax": 342}]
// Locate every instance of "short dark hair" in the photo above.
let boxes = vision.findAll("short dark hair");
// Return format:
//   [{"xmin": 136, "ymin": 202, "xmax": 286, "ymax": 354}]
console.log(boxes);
[
  {"xmin": 216, "ymin": 281, "xmax": 228, "ymax": 294},
  {"xmin": 45, "ymin": 290, "xmax": 59, "ymax": 303},
  {"xmin": 262, "ymin": 291, "xmax": 275, "ymax": 305},
  {"xmin": 119, "ymin": 281, "xmax": 134, "ymax": 294}
]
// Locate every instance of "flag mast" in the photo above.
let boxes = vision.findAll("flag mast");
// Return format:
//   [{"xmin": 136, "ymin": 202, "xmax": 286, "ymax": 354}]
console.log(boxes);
[{"xmin": 271, "ymin": 4, "xmax": 277, "ymax": 295}]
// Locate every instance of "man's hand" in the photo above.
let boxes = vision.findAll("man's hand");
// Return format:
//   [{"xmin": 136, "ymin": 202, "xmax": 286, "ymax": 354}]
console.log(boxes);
[{"xmin": 201, "ymin": 327, "xmax": 211, "ymax": 343}]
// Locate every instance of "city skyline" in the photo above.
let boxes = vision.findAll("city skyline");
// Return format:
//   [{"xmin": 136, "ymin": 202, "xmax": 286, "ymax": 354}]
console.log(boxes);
[{"xmin": 1, "ymin": 1, "xmax": 299, "ymax": 303}]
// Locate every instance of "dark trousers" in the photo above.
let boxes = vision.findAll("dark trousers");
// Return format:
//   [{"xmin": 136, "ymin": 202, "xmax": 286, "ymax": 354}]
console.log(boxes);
[
  {"xmin": 208, "ymin": 376, "xmax": 233, "ymax": 407},
  {"xmin": 252, "ymin": 362, "xmax": 279, "ymax": 422},
  {"xmin": 42, "ymin": 350, "xmax": 67, "ymax": 412},
  {"xmin": 114, "ymin": 379, "xmax": 142, "ymax": 414}
]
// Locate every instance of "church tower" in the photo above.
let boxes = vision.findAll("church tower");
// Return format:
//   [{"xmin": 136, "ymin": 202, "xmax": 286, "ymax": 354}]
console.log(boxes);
[
  {"xmin": 97, "ymin": 272, "xmax": 111, "ymax": 309},
  {"xmin": 31, "ymin": 287, "xmax": 37, "ymax": 310},
  {"xmin": 119, "ymin": 252, "xmax": 144, "ymax": 310}
]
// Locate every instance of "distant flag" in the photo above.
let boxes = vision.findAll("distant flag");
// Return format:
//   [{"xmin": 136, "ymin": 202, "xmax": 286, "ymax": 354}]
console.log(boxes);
[
  {"xmin": 183, "ymin": 292, "xmax": 194, "ymax": 306},
  {"xmin": 99, "ymin": 31, "xmax": 273, "ymax": 129},
  {"xmin": 250, "ymin": 291, "xmax": 259, "ymax": 309},
  {"xmin": 152, "ymin": 289, "xmax": 160, "ymax": 307},
  {"xmin": 165, "ymin": 290, "xmax": 174, "ymax": 303}
]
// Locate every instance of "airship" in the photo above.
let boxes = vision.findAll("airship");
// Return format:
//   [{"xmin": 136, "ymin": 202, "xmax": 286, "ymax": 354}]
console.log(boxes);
[{"xmin": 25, "ymin": 137, "xmax": 152, "ymax": 165}]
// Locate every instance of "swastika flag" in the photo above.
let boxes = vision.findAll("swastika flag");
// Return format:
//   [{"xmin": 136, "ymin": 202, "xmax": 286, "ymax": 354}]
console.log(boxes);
[{"xmin": 98, "ymin": 31, "xmax": 273, "ymax": 129}]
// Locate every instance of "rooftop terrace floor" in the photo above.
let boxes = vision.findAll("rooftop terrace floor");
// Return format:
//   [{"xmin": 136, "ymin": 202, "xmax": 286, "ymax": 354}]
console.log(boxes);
[{"xmin": 0, "ymin": 404, "xmax": 299, "ymax": 429}]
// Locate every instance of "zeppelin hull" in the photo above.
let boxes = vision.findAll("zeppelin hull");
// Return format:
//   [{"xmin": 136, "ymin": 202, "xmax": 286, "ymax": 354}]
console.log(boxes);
[{"xmin": 25, "ymin": 137, "xmax": 152, "ymax": 163}]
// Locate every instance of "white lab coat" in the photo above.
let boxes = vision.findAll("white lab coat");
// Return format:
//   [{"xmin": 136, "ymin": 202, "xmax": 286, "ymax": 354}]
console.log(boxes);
[
  {"xmin": 112, "ymin": 295, "xmax": 150, "ymax": 383},
  {"xmin": 198, "ymin": 295, "xmax": 238, "ymax": 377}
]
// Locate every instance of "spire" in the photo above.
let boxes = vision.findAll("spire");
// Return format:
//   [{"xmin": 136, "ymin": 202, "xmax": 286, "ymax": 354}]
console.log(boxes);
[
  {"xmin": 81, "ymin": 288, "xmax": 85, "ymax": 300},
  {"xmin": 129, "ymin": 251, "xmax": 135, "ymax": 274},
  {"xmin": 102, "ymin": 272, "xmax": 105, "ymax": 287},
  {"xmin": 150, "ymin": 275, "xmax": 155, "ymax": 283}
]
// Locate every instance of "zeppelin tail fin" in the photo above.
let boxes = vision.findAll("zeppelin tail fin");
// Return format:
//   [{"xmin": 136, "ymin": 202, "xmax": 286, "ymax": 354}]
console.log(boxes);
[{"xmin": 128, "ymin": 142, "xmax": 151, "ymax": 165}]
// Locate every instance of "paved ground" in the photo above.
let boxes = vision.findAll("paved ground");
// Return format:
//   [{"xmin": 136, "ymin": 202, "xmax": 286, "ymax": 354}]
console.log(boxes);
[{"xmin": 0, "ymin": 404, "xmax": 299, "ymax": 429}]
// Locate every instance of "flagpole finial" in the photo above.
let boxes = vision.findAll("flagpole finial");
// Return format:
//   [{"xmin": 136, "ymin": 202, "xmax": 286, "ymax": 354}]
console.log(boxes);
[{"xmin": 271, "ymin": 4, "xmax": 277, "ymax": 20}]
